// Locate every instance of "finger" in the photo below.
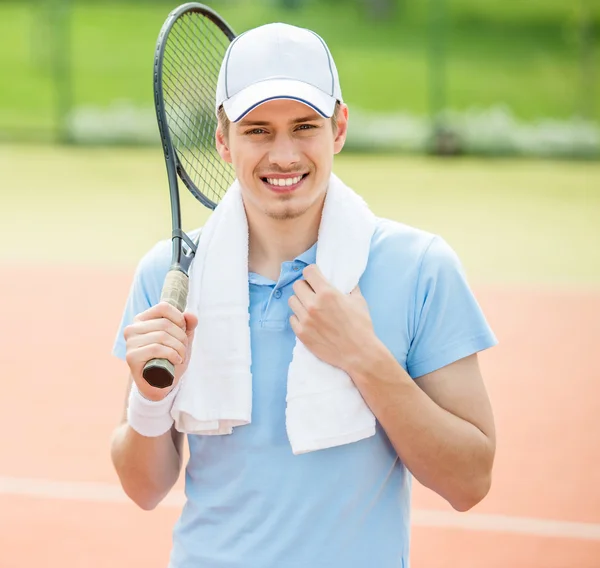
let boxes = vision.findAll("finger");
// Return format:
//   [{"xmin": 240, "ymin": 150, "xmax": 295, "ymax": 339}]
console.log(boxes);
[
  {"xmin": 134, "ymin": 302, "xmax": 186, "ymax": 329},
  {"xmin": 292, "ymin": 278, "xmax": 316, "ymax": 307},
  {"xmin": 124, "ymin": 317, "xmax": 188, "ymax": 345},
  {"xmin": 126, "ymin": 330, "xmax": 187, "ymax": 363},
  {"xmin": 127, "ymin": 343, "xmax": 184, "ymax": 368},
  {"xmin": 302, "ymin": 264, "xmax": 330, "ymax": 294},
  {"xmin": 289, "ymin": 314, "xmax": 301, "ymax": 336},
  {"xmin": 183, "ymin": 312, "xmax": 198, "ymax": 338},
  {"xmin": 288, "ymin": 294, "xmax": 308, "ymax": 320}
]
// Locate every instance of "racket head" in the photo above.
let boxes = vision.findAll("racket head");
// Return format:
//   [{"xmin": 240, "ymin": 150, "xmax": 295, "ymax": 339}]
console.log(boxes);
[
  {"xmin": 143, "ymin": 4, "xmax": 236, "ymax": 389},
  {"xmin": 154, "ymin": 2, "xmax": 236, "ymax": 211}
]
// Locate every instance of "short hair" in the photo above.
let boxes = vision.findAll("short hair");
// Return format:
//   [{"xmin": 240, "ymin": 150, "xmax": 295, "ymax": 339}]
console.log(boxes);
[{"xmin": 217, "ymin": 101, "xmax": 342, "ymax": 139}]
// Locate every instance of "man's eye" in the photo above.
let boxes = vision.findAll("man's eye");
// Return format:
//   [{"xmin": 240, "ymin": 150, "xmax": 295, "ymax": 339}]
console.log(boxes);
[
  {"xmin": 246, "ymin": 128, "xmax": 266, "ymax": 135},
  {"xmin": 297, "ymin": 124, "xmax": 316, "ymax": 130}
]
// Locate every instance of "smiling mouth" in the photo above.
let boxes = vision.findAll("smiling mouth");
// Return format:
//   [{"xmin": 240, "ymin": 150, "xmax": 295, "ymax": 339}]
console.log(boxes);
[{"xmin": 260, "ymin": 173, "xmax": 309, "ymax": 191}]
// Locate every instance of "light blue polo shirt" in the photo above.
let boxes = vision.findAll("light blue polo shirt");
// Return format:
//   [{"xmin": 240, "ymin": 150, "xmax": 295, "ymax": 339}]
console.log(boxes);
[{"xmin": 113, "ymin": 217, "xmax": 497, "ymax": 568}]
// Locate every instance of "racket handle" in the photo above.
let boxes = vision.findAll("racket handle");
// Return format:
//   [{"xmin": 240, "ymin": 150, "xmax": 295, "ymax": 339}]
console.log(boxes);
[{"xmin": 142, "ymin": 269, "xmax": 189, "ymax": 389}]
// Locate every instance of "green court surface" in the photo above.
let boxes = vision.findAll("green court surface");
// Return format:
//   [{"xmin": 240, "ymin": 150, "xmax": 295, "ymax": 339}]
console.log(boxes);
[{"xmin": 1, "ymin": 144, "xmax": 598, "ymax": 286}]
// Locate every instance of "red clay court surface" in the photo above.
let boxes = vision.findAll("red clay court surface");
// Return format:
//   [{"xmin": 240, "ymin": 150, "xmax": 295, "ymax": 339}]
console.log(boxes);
[{"xmin": 1, "ymin": 266, "xmax": 599, "ymax": 567}]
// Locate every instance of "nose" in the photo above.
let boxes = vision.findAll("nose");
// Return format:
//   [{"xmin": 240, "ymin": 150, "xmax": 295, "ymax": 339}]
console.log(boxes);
[{"xmin": 267, "ymin": 132, "xmax": 300, "ymax": 170}]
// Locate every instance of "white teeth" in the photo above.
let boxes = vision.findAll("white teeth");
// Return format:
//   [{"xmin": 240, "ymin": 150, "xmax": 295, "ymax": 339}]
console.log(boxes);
[{"xmin": 266, "ymin": 175, "xmax": 303, "ymax": 187}]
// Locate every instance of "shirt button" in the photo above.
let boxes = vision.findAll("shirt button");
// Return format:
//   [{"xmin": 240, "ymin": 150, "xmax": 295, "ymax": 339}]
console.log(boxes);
[
  {"xmin": 292, "ymin": 265, "xmax": 300, "ymax": 271},
  {"xmin": 274, "ymin": 289, "xmax": 282, "ymax": 299}
]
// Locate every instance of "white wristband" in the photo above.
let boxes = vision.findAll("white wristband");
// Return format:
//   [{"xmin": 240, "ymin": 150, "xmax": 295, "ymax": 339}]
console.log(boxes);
[{"xmin": 127, "ymin": 381, "xmax": 181, "ymax": 437}]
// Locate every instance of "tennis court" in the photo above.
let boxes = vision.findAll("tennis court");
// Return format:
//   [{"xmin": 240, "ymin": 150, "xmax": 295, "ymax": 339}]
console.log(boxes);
[{"xmin": 1, "ymin": 145, "xmax": 599, "ymax": 567}]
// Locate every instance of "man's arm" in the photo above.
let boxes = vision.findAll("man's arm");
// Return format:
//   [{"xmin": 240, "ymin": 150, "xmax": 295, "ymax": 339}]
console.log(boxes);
[
  {"xmin": 289, "ymin": 263, "xmax": 496, "ymax": 512},
  {"xmin": 110, "ymin": 302, "xmax": 197, "ymax": 511},
  {"xmin": 110, "ymin": 375, "xmax": 185, "ymax": 511},
  {"xmin": 349, "ymin": 345, "xmax": 495, "ymax": 512}
]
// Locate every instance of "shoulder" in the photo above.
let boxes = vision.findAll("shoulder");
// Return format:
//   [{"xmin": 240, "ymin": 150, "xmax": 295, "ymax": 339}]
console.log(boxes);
[
  {"xmin": 369, "ymin": 217, "xmax": 455, "ymax": 274},
  {"xmin": 134, "ymin": 227, "xmax": 203, "ymax": 294}
]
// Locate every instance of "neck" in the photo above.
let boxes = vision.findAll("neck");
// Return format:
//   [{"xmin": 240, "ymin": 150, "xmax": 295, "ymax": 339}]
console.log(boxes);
[{"xmin": 246, "ymin": 199, "xmax": 324, "ymax": 281}]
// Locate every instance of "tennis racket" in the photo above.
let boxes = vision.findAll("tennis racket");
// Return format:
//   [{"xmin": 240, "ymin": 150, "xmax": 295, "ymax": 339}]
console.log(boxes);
[{"xmin": 143, "ymin": 2, "xmax": 236, "ymax": 389}]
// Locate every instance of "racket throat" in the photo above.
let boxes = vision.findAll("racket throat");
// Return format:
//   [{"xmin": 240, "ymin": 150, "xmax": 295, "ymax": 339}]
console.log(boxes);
[{"xmin": 171, "ymin": 229, "xmax": 198, "ymax": 275}]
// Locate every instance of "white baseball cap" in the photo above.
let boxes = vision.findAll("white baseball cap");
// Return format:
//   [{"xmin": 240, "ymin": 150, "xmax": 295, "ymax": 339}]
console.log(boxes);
[{"xmin": 215, "ymin": 23, "xmax": 342, "ymax": 122}]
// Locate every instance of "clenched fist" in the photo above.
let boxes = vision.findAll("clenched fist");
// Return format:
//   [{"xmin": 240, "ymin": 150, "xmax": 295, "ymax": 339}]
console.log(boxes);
[{"xmin": 123, "ymin": 302, "xmax": 198, "ymax": 401}]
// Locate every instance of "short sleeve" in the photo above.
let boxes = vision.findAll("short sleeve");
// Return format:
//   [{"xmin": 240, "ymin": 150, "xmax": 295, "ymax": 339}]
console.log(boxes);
[
  {"xmin": 111, "ymin": 240, "xmax": 171, "ymax": 360},
  {"xmin": 406, "ymin": 236, "xmax": 497, "ymax": 379}
]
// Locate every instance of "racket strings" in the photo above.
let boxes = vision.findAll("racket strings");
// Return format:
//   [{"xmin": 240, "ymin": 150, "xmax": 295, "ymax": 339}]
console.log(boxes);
[
  {"xmin": 164, "ymin": 21, "xmax": 223, "ymax": 142},
  {"xmin": 162, "ymin": 42, "xmax": 220, "ymax": 168},
  {"xmin": 161, "ymin": 11, "xmax": 234, "ymax": 207},
  {"xmin": 184, "ymin": 18, "xmax": 226, "ymax": 79}
]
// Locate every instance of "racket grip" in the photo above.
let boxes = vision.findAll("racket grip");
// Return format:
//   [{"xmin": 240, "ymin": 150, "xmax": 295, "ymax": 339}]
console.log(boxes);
[{"xmin": 142, "ymin": 269, "xmax": 190, "ymax": 389}]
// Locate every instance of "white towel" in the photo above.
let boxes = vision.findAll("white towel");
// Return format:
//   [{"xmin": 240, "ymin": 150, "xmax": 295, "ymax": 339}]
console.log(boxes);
[{"xmin": 170, "ymin": 173, "xmax": 377, "ymax": 454}]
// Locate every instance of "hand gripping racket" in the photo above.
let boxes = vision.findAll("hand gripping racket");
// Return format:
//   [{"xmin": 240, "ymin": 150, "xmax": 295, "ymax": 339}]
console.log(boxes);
[{"xmin": 143, "ymin": 3, "xmax": 236, "ymax": 389}]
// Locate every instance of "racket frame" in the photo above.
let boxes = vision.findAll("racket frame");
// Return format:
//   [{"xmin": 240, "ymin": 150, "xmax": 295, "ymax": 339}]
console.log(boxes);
[{"xmin": 142, "ymin": 2, "xmax": 235, "ymax": 389}]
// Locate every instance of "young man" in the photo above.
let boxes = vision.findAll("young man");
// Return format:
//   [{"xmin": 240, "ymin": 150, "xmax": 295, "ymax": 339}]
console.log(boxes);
[{"xmin": 111, "ymin": 22, "xmax": 497, "ymax": 568}]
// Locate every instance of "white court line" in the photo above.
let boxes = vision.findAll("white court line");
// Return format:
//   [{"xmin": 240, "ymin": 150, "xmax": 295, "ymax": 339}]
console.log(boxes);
[
  {"xmin": 0, "ymin": 476, "xmax": 185, "ymax": 508},
  {"xmin": 1, "ymin": 476, "xmax": 600, "ymax": 542},
  {"xmin": 412, "ymin": 509, "xmax": 600, "ymax": 541}
]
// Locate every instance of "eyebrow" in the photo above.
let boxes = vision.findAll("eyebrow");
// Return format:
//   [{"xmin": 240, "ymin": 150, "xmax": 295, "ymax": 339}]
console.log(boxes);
[
  {"xmin": 237, "ymin": 119, "xmax": 270, "ymax": 127},
  {"xmin": 292, "ymin": 114, "xmax": 322, "ymax": 123},
  {"xmin": 237, "ymin": 113, "xmax": 322, "ymax": 128}
]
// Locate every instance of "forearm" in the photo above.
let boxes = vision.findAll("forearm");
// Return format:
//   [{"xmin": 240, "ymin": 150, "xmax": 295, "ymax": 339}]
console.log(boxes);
[
  {"xmin": 350, "ymin": 341, "xmax": 494, "ymax": 511},
  {"xmin": 111, "ymin": 409, "xmax": 183, "ymax": 511}
]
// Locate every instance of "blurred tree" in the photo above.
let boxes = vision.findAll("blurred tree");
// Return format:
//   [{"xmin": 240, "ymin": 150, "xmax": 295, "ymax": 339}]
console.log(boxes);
[
  {"xmin": 48, "ymin": 0, "xmax": 72, "ymax": 143},
  {"xmin": 279, "ymin": 0, "xmax": 303, "ymax": 9},
  {"xmin": 361, "ymin": 0, "xmax": 396, "ymax": 20},
  {"xmin": 578, "ymin": 0, "xmax": 597, "ymax": 119}
]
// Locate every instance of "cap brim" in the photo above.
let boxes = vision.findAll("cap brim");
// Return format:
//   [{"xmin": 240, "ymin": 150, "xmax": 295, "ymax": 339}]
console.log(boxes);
[{"xmin": 222, "ymin": 79, "xmax": 337, "ymax": 123}]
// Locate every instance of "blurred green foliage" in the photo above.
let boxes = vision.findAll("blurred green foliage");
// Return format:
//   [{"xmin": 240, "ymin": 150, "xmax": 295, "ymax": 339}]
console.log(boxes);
[{"xmin": 0, "ymin": 0, "xmax": 597, "ymax": 142}]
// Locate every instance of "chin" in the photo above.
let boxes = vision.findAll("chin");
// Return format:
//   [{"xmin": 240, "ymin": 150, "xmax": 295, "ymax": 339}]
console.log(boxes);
[{"xmin": 263, "ymin": 203, "xmax": 310, "ymax": 221}]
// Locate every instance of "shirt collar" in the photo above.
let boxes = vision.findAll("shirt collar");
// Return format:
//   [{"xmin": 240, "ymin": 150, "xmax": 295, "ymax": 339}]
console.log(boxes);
[
  {"xmin": 295, "ymin": 241, "xmax": 317, "ymax": 266},
  {"xmin": 248, "ymin": 241, "xmax": 318, "ymax": 285}
]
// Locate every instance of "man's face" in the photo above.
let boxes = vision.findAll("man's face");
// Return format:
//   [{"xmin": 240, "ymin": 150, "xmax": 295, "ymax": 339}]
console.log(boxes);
[{"xmin": 216, "ymin": 99, "xmax": 348, "ymax": 221}]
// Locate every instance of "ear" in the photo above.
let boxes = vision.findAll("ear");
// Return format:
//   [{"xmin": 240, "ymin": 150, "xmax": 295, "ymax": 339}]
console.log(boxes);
[
  {"xmin": 333, "ymin": 103, "xmax": 349, "ymax": 155},
  {"xmin": 215, "ymin": 123, "xmax": 232, "ymax": 163}
]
